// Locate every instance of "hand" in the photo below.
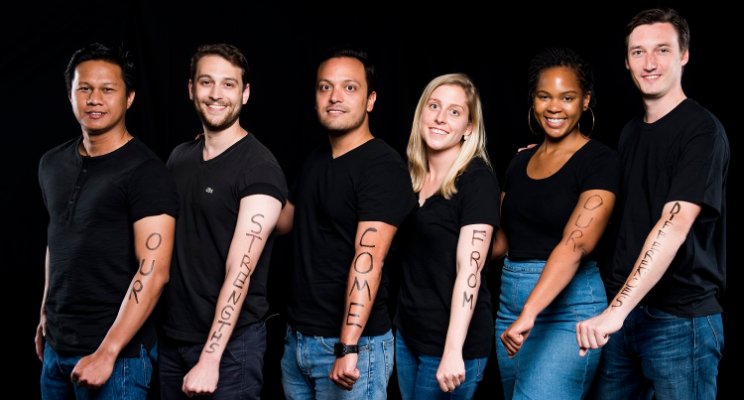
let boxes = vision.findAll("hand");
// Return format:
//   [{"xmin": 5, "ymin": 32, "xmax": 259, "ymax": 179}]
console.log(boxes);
[
  {"xmin": 436, "ymin": 351, "xmax": 465, "ymax": 393},
  {"xmin": 330, "ymin": 354, "xmax": 360, "ymax": 391},
  {"xmin": 35, "ymin": 318, "xmax": 46, "ymax": 362},
  {"xmin": 71, "ymin": 350, "xmax": 116, "ymax": 388},
  {"xmin": 517, "ymin": 143, "xmax": 538, "ymax": 153},
  {"xmin": 500, "ymin": 315, "xmax": 534, "ymax": 357},
  {"xmin": 576, "ymin": 310, "xmax": 623, "ymax": 356},
  {"xmin": 182, "ymin": 357, "xmax": 220, "ymax": 397}
]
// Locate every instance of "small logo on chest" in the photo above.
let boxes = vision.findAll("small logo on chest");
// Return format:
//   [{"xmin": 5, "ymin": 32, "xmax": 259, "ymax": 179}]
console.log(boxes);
[{"xmin": 205, "ymin": 187, "xmax": 214, "ymax": 194}]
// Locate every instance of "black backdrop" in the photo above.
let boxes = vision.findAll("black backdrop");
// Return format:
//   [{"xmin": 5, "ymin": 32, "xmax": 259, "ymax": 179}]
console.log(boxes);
[{"xmin": 4, "ymin": 2, "xmax": 737, "ymax": 399}]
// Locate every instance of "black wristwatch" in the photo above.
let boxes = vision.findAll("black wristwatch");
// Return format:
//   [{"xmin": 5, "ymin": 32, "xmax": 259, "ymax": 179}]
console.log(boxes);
[{"xmin": 333, "ymin": 342, "xmax": 359, "ymax": 357}]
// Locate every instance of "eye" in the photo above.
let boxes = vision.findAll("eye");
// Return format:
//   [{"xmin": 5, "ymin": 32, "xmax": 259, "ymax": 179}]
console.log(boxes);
[
  {"xmin": 199, "ymin": 79, "xmax": 213, "ymax": 87},
  {"xmin": 345, "ymin": 84, "xmax": 357, "ymax": 92},
  {"xmin": 428, "ymin": 103, "xmax": 439, "ymax": 110},
  {"xmin": 658, "ymin": 47, "xmax": 670, "ymax": 54},
  {"xmin": 630, "ymin": 49, "xmax": 643, "ymax": 57},
  {"xmin": 224, "ymin": 81, "xmax": 236, "ymax": 88},
  {"xmin": 449, "ymin": 108, "xmax": 461, "ymax": 117},
  {"xmin": 537, "ymin": 94, "xmax": 549, "ymax": 101},
  {"xmin": 78, "ymin": 86, "xmax": 91, "ymax": 93},
  {"xmin": 563, "ymin": 96, "xmax": 575, "ymax": 102},
  {"xmin": 102, "ymin": 87, "xmax": 114, "ymax": 93},
  {"xmin": 318, "ymin": 83, "xmax": 331, "ymax": 91}
]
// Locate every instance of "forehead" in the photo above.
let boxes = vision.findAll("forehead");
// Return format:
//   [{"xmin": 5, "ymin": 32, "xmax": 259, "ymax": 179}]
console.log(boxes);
[
  {"xmin": 317, "ymin": 57, "xmax": 366, "ymax": 85},
  {"xmin": 196, "ymin": 55, "xmax": 242, "ymax": 79},
  {"xmin": 628, "ymin": 22, "xmax": 679, "ymax": 47},
  {"xmin": 74, "ymin": 60, "xmax": 123, "ymax": 82},
  {"xmin": 430, "ymin": 84, "xmax": 468, "ymax": 105},
  {"xmin": 537, "ymin": 66, "xmax": 581, "ymax": 89}
]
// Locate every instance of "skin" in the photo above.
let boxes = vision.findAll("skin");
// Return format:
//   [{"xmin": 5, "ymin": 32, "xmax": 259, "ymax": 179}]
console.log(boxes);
[
  {"xmin": 36, "ymin": 60, "xmax": 176, "ymax": 389},
  {"xmin": 576, "ymin": 22, "xmax": 698, "ymax": 356},
  {"xmin": 178, "ymin": 54, "xmax": 283, "ymax": 397},
  {"xmin": 499, "ymin": 66, "xmax": 616, "ymax": 358}
]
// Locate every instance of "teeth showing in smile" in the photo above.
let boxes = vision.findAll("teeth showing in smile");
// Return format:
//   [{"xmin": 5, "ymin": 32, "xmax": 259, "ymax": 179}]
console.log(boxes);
[{"xmin": 430, "ymin": 128, "xmax": 448, "ymax": 135}]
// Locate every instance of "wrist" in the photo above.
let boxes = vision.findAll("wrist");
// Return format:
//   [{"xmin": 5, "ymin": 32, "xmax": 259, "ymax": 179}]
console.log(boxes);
[{"xmin": 333, "ymin": 342, "xmax": 359, "ymax": 358}]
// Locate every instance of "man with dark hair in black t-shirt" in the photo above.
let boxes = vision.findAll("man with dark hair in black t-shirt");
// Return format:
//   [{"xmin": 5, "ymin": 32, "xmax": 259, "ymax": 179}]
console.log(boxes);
[
  {"xmin": 159, "ymin": 43, "xmax": 287, "ymax": 399},
  {"xmin": 576, "ymin": 8, "xmax": 729, "ymax": 399},
  {"xmin": 276, "ymin": 48, "xmax": 415, "ymax": 399},
  {"xmin": 36, "ymin": 42, "xmax": 179, "ymax": 399}
]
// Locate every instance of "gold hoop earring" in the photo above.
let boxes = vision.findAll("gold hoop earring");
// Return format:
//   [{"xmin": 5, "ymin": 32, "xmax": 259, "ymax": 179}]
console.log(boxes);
[
  {"xmin": 582, "ymin": 107, "xmax": 595, "ymax": 137},
  {"xmin": 527, "ymin": 107, "xmax": 540, "ymax": 136}
]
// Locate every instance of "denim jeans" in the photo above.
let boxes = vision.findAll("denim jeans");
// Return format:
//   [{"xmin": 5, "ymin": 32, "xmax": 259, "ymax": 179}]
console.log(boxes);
[
  {"xmin": 496, "ymin": 258, "xmax": 606, "ymax": 400},
  {"xmin": 40, "ymin": 342, "xmax": 155, "ymax": 400},
  {"xmin": 593, "ymin": 306, "xmax": 723, "ymax": 400},
  {"xmin": 395, "ymin": 331, "xmax": 487, "ymax": 400},
  {"xmin": 281, "ymin": 326, "xmax": 394, "ymax": 400},
  {"xmin": 159, "ymin": 321, "xmax": 267, "ymax": 400}
]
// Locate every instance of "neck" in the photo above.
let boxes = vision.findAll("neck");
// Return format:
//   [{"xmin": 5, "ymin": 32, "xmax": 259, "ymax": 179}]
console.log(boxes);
[
  {"xmin": 539, "ymin": 130, "xmax": 587, "ymax": 154},
  {"xmin": 328, "ymin": 127, "xmax": 373, "ymax": 158},
  {"xmin": 643, "ymin": 88, "xmax": 686, "ymax": 124},
  {"xmin": 80, "ymin": 127, "xmax": 132, "ymax": 157},
  {"xmin": 202, "ymin": 123, "xmax": 247, "ymax": 160},
  {"xmin": 426, "ymin": 145, "xmax": 460, "ymax": 179}
]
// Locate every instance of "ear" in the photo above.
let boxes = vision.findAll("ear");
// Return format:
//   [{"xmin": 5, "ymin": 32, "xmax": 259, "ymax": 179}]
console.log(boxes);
[
  {"xmin": 625, "ymin": 58, "xmax": 630, "ymax": 70},
  {"xmin": 188, "ymin": 79, "xmax": 194, "ymax": 101},
  {"xmin": 583, "ymin": 93, "xmax": 591, "ymax": 110},
  {"xmin": 242, "ymin": 83, "xmax": 250, "ymax": 105},
  {"xmin": 680, "ymin": 49, "xmax": 690, "ymax": 67},
  {"xmin": 126, "ymin": 90, "xmax": 135, "ymax": 110},
  {"xmin": 366, "ymin": 91, "xmax": 377, "ymax": 112},
  {"xmin": 464, "ymin": 122, "xmax": 473, "ymax": 138}
]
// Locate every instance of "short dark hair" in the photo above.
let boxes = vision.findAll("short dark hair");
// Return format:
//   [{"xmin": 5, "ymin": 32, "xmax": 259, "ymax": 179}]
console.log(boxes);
[
  {"xmin": 318, "ymin": 47, "xmax": 376, "ymax": 95},
  {"xmin": 626, "ymin": 8, "xmax": 690, "ymax": 53},
  {"xmin": 527, "ymin": 46, "xmax": 595, "ymax": 107},
  {"xmin": 190, "ymin": 43, "xmax": 249, "ymax": 85},
  {"xmin": 65, "ymin": 42, "xmax": 136, "ymax": 95}
]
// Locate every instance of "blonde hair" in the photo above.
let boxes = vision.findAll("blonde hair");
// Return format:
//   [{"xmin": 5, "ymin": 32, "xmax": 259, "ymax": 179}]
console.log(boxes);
[{"xmin": 406, "ymin": 73, "xmax": 491, "ymax": 199}]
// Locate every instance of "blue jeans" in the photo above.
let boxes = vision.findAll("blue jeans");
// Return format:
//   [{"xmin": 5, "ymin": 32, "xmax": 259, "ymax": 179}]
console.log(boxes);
[
  {"xmin": 395, "ymin": 331, "xmax": 487, "ymax": 400},
  {"xmin": 593, "ymin": 306, "xmax": 723, "ymax": 400},
  {"xmin": 159, "ymin": 321, "xmax": 267, "ymax": 400},
  {"xmin": 281, "ymin": 326, "xmax": 394, "ymax": 400},
  {"xmin": 496, "ymin": 258, "xmax": 606, "ymax": 400},
  {"xmin": 40, "ymin": 342, "xmax": 155, "ymax": 400}
]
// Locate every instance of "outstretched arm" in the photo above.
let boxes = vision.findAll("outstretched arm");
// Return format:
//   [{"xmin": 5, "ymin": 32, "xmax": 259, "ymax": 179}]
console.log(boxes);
[
  {"xmin": 330, "ymin": 221, "xmax": 397, "ymax": 390},
  {"xmin": 576, "ymin": 200, "xmax": 700, "ymax": 355},
  {"xmin": 501, "ymin": 189, "xmax": 615, "ymax": 357},
  {"xmin": 182, "ymin": 194, "xmax": 282, "ymax": 397},
  {"xmin": 438, "ymin": 224, "xmax": 493, "ymax": 393},
  {"xmin": 72, "ymin": 213, "xmax": 176, "ymax": 388}
]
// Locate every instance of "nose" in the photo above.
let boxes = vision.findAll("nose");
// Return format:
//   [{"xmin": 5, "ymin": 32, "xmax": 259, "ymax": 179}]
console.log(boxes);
[
  {"xmin": 546, "ymin": 98, "xmax": 562, "ymax": 113},
  {"xmin": 434, "ymin": 107, "xmax": 446, "ymax": 124},
  {"xmin": 644, "ymin": 53, "xmax": 657, "ymax": 71},
  {"xmin": 86, "ymin": 89, "xmax": 103, "ymax": 105},
  {"xmin": 329, "ymin": 86, "xmax": 342, "ymax": 103}
]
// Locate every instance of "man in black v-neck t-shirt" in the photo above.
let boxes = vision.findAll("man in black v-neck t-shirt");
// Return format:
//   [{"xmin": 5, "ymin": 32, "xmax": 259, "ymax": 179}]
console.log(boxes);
[{"xmin": 277, "ymin": 49, "xmax": 415, "ymax": 399}]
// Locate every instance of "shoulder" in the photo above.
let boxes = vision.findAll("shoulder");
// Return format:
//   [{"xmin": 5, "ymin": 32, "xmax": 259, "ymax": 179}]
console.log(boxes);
[{"xmin": 40, "ymin": 137, "xmax": 78, "ymax": 167}]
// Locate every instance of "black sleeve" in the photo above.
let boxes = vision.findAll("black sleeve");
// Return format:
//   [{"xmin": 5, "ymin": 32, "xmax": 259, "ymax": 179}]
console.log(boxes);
[
  {"xmin": 580, "ymin": 142, "xmax": 620, "ymax": 195},
  {"xmin": 240, "ymin": 160, "xmax": 289, "ymax": 206},
  {"xmin": 357, "ymin": 156, "xmax": 415, "ymax": 227},
  {"xmin": 458, "ymin": 162, "xmax": 501, "ymax": 228},
  {"xmin": 128, "ymin": 159, "xmax": 180, "ymax": 222}
]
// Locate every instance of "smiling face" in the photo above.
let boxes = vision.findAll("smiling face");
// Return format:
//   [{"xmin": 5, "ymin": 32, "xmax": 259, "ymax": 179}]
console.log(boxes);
[
  {"xmin": 626, "ymin": 22, "xmax": 688, "ymax": 100},
  {"xmin": 419, "ymin": 83, "xmax": 472, "ymax": 155},
  {"xmin": 315, "ymin": 56, "xmax": 376, "ymax": 135},
  {"xmin": 189, "ymin": 55, "xmax": 249, "ymax": 132},
  {"xmin": 533, "ymin": 66, "xmax": 590, "ymax": 140},
  {"xmin": 69, "ymin": 60, "xmax": 133, "ymax": 136}
]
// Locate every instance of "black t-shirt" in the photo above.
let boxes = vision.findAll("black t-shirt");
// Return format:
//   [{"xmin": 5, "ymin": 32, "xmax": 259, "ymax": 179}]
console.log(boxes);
[
  {"xmin": 287, "ymin": 139, "xmax": 416, "ymax": 337},
  {"xmin": 38, "ymin": 137, "xmax": 179, "ymax": 357},
  {"xmin": 502, "ymin": 139, "xmax": 620, "ymax": 260},
  {"xmin": 605, "ymin": 99, "xmax": 729, "ymax": 316},
  {"xmin": 394, "ymin": 158, "xmax": 500, "ymax": 359},
  {"xmin": 163, "ymin": 133, "xmax": 287, "ymax": 343}
]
